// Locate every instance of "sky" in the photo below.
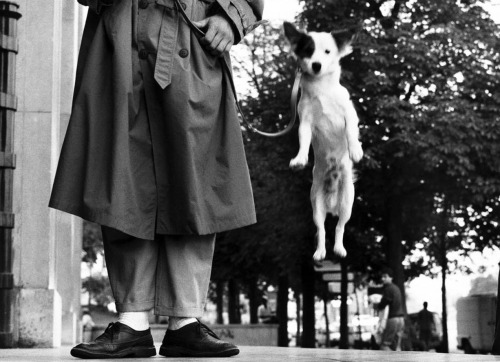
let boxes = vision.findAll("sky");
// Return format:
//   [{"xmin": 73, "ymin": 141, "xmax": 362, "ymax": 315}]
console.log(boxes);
[
  {"xmin": 484, "ymin": 0, "xmax": 500, "ymax": 22},
  {"xmin": 262, "ymin": 0, "xmax": 500, "ymax": 23},
  {"xmin": 262, "ymin": 0, "xmax": 302, "ymax": 22}
]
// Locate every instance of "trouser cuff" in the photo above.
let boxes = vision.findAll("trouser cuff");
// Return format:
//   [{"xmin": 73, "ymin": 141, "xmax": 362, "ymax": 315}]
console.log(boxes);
[
  {"xmin": 115, "ymin": 300, "xmax": 155, "ymax": 312},
  {"xmin": 154, "ymin": 305, "xmax": 205, "ymax": 318}
]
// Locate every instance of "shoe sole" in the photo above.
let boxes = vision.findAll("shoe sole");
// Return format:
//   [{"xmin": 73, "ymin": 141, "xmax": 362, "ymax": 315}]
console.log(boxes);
[
  {"xmin": 70, "ymin": 346, "xmax": 156, "ymax": 359},
  {"xmin": 159, "ymin": 345, "xmax": 240, "ymax": 358}
]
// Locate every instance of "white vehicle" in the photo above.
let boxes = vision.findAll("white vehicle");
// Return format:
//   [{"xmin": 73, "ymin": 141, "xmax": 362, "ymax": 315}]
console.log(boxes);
[{"xmin": 456, "ymin": 294, "xmax": 497, "ymax": 354}]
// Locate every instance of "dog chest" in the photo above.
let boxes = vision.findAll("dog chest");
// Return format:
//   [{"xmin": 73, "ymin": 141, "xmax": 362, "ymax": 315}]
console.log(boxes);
[{"xmin": 299, "ymin": 95, "xmax": 347, "ymax": 134}]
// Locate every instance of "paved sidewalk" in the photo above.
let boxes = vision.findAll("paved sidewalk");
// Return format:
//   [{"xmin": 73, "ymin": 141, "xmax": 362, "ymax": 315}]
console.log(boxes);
[{"xmin": 1, "ymin": 346, "xmax": 500, "ymax": 362}]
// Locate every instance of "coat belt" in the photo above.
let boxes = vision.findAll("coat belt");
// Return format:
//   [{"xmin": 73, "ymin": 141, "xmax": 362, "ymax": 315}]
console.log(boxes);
[
  {"xmin": 153, "ymin": 0, "xmax": 179, "ymax": 89},
  {"xmin": 152, "ymin": 0, "xmax": 221, "ymax": 89}
]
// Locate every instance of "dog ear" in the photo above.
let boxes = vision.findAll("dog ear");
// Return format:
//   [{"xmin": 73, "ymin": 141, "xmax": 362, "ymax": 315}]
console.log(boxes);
[
  {"xmin": 283, "ymin": 21, "xmax": 303, "ymax": 47},
  {"xmin": 331, "ymin": 26, "xmax": 360, "ymax": 57}
]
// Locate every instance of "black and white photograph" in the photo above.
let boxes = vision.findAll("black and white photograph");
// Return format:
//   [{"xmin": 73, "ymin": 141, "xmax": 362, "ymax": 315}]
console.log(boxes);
[{"xmin": 0, "ymin": 0, "xmax": 499, "ymax": 361}]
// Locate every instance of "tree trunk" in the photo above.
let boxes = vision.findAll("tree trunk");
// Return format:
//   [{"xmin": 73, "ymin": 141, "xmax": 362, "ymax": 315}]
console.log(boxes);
[
  {"xmin": 216, "ymin": 281, "xmax": 224, "ymax": 324},
  {"xmin": 339, "ymin": 259, "xmax": 349, "ymax": 349},
  {"xmin": 386, "ymin": 194, "xmax": 407, "ymax": 313},
  {"xmin": 88, "ymin": 264, "xmax": 93, "ymax": 306},
  {"xmin": 439, "ymin": 205, "xmax": 450, "ymax": 353},
  {"xmin": 295, "ymin": 291, "xmax": 302, "ymax": 347},
  {"xmin": 441, "ymin": 256, "xmax": 449, "ymax": 353},
  {"xmin": 248, "ymin": 278, "xmax": 259, "ymax": 324},
  {"xmin": 278, "ymin": 275, "xmax": 289, "ymax": 346},
  {"xmin": 228, "ymin": 279, "xmax": 241, "ymax": 324},
  {"xmin": 323, "ymin": 294, "xmax": 330, "ymax": 348},
  {"xmin": 301, "ymin": 258, "xmax": 316, "ymax": 348},
  {"xmin": 491, "ymin": 263, "xmax": 500, "ymax": 354}
]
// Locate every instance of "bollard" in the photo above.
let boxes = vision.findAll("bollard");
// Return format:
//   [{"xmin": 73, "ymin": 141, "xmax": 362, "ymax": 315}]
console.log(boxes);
[{"xmin": 0, "ymin": 0, "xmax": 20, "ymax": 348}]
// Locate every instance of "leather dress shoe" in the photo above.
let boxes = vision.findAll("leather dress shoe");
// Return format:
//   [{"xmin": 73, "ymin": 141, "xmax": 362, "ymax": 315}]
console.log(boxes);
[
  {"xmin": 71, "ymin": 322, "xmax": 156, "ymax": 359},
  {"xmin": 159, "ymin": 320, "xmax": 239, "ymax": 357}
]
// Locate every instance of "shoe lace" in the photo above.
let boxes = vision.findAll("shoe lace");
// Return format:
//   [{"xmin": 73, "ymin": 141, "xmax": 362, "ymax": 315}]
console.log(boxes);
[
  {"xmin": 96, "ymin": 322, "xmax": 118, "ymax": 342},
  {"xmin": 197, "ymin": 320, "xmax": 220, "ymax": 340}
]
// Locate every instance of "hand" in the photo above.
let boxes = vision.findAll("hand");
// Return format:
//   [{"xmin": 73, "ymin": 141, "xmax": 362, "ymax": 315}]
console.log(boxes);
[{"xmin": 193, "ymin": 15, "xmax": 235, "ymax": 56}]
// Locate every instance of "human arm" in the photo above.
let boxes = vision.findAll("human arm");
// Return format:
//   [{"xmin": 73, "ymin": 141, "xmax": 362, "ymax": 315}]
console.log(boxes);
[
  {"xmin": 214, "ymin": 0, "xmax": 264, "ymax": 43},
  {"xmin": 192, "ymin": 0, "xmax": 265, "ymax": 56},
  {"xmin": 377, "ymin": 287, "xmax": 393, "ymax": 312},
  {"xmin": 377, "ymin": 296, "xmax": 389, "ymax": 311}
]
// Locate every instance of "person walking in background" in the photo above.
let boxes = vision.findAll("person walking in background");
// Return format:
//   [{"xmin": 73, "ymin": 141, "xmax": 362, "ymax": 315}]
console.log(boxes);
[
  {"xmin": 49, "ymin": 0, "xmax": 264, "ymax": 358},
  {"xmin": 81, "ymin": 310, "xmax": 95, "ymax": 343},
  {"xmin": 257, "ymin": 296, "xmax": 277, "ymax": 324},
  {"xmin": 377, "ymin": 267, "xmax": 405, "ymax": 351},
  {"xmin": 417, "ymin": 301, "xmax": 435, "ymax": 351}
]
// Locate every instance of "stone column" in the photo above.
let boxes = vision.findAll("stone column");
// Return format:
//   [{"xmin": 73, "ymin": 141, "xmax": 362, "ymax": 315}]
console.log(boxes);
[{"xmin": 12, "ymin": 0, "xmax": 85, "ymax": 347}]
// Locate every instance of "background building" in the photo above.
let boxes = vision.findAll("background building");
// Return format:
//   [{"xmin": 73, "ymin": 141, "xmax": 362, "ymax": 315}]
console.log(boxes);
[{"xmin": 5, "ymin": 1, "xmax": 85, "ymax": 347}]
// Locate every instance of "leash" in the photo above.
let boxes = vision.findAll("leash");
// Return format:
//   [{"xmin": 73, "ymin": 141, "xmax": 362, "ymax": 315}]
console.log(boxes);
[{"xmin": 173, "ymin": 0, "xmax": 299, "ymax": 137}]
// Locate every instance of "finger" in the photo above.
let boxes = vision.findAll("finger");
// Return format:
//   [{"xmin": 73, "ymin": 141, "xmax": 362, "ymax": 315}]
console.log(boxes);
[
  {"xmin": 208, "ymin": 33, "xmax": 224, "ymax": 54},
  {"xmin": 192, "ymin": 18, "xmax": 209, "ymax": 30},
  {"xmin": 222, "ymin": 40, "xmax": 232, "ymax": 54},
  {"xmin": 203, "ymin": 20, "xmax": 218, "ymax": 44},
  {"xmin": 214, "ymin": 39, "xmax": 231, "ymax": 56},
  {"xmin": 200, "ymin": 31, "xmax": 217, "ymax": 48}
]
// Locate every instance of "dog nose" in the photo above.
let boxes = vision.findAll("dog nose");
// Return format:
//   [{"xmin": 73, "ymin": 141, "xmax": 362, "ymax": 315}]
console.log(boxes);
[{"xmin": 312, "ymin": 62, "xmax": 322, "ymax": 73}]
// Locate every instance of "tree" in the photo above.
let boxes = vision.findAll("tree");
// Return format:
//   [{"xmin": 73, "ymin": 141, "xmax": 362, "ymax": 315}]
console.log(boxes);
[
  {"xmin": 82, "ymin": 221, "xmax": 103, "ymax": 264},
  {"xmin": 82, "ymin": 274, "xmax": 113, "ymax": 307},
  {"xmin": 209, "ymin": 0, "xmax": 500, "ymax": 349},
  {"xmin": 298, "ymin": 0, "xmax": 500, "ymax": 351}
]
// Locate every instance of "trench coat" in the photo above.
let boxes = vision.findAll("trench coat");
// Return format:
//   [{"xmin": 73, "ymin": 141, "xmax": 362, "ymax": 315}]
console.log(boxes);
[{"xmin": 49, "ymin": 0, "xmax": 264, "ymax": 239}]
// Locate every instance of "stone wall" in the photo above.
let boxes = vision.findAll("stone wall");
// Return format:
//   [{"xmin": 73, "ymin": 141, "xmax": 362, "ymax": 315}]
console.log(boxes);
[{"xmin": 12, "ymin": 0, "xmax": 85, "ymax": 347}]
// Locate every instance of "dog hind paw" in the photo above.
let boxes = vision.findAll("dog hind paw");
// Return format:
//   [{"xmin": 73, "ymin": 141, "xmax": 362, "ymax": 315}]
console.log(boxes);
[
  {"xmin": 333, "ymin": 245, "xmax": 347, "ymax": 258},
  {"xmin": 313, "ymin": 248, "xmax": 326, "ymax": 261}
]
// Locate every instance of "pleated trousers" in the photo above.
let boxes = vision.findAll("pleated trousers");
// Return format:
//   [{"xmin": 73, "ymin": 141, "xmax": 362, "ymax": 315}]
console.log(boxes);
[{"xmin": 101, "ymin": 226, "xmax": 215, "ymax": 317}]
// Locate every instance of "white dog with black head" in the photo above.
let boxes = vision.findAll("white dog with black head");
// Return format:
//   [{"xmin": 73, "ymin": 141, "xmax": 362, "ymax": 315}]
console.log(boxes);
[{"xmin": 284, "ymin": 22, "xmax": 363, "ymax": 260}]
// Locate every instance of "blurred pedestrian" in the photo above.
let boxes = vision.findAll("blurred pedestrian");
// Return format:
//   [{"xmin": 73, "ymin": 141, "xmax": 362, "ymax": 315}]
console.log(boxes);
[
  {"xmin": 417, "ymin": 301, "xmax": 435, "ymax": 351},
  {"xmin": 82, "ymin": 310, "xmax": 95, "ymax": 343},
  {"xmin": 377, "ymin": 267, "xmax": 405, "ymax": 351},
  {"xmin": 257, "ymin": 296, "xmax": 277, "ymax": 324}
]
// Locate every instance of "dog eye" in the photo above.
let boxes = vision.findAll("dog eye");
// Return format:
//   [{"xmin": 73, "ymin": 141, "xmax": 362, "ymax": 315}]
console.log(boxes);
[{"xmin": 325, "ymin": 50, "xmax": 331, "ymax": 54}]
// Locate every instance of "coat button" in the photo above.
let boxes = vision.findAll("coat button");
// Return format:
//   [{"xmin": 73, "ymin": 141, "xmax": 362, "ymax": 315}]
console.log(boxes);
[
  {"xmin": 139, "ymin": 49, "xmax": 149, "ymax": 59},
  {"xmin": 139, "ymin": 0, "xmax": 149, "ymax": 9},
  {"xmin": 179, "ymin": 49, "xmax": 189, "ymax": 58},
  {"xmin": 181, "ymin": 2, "xmax": 187, "ymax": 10}
]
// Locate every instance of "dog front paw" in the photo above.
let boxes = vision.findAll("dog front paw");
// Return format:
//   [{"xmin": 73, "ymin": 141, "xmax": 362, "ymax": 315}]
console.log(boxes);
[
  {"xmin": 349, "ymin": 142, "xmax": 363, "ymax": 163},
  {"xmin": 289, "ymin": 156, "xmax": 308, "ymax": 170}
]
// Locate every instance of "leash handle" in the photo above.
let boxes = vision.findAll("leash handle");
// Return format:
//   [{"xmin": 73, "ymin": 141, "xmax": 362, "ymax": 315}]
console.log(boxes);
[{"xmin": 174, "ymin": 0, "xmax": 298, "ymax": 137}]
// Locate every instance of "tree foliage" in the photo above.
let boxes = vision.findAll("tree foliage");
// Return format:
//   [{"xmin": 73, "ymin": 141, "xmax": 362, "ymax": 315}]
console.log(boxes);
[
  {"xmin": 297, "ymin": 0, "xmax": 500, "ymax": 283},
  {"xmin": 82, "ymin": 221, "xmax": 103, "ymax": 264},
  {"xmin": 82, "ymin": 274, "xmax": 113, "ymax": 307}
]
